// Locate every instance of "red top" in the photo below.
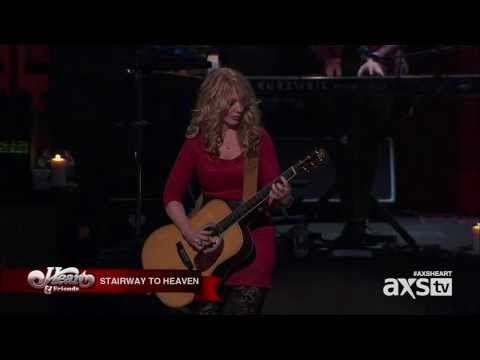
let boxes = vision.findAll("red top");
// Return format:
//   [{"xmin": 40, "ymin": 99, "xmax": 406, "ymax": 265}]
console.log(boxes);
[{"xmin": 163, "ymin": 128, "xmax": 281, "ymax": 288}]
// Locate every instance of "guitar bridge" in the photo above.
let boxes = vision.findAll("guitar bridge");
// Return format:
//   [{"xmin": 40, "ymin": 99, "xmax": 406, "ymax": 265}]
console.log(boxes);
[{"xmin": 176, "ymin": 242, "xmax": 194, "ymax": 270}]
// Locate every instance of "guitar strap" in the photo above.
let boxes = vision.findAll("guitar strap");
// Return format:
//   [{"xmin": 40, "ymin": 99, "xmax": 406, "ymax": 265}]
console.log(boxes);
[
  {"xmin": 242, "ymin": 150, "xmax": 259, "ymax": 202},
  {"xmin": 193, "ymin": 150, "xmax": 259, "ymax": 213}
]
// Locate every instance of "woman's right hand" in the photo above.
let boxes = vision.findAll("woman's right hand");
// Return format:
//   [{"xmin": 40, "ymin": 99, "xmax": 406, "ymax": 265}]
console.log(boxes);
[{"xmin": 181, "ymin": 227, "xmax": 214, "ymax": 252}]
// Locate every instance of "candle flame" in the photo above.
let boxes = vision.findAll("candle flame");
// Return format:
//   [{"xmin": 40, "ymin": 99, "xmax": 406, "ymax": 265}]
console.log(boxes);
[{"xmin": 52, "ymin": 154, "xmax": 64, "ymax": 161}]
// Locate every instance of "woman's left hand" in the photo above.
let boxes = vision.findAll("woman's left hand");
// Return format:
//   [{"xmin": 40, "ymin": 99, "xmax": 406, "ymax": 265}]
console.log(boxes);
[{"xmin": 268, "ymin": 176, "xmax": 292, "ymax": 207}]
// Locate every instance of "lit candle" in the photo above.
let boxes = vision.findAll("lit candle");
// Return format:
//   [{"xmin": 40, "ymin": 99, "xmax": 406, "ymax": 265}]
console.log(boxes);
[
  {"xmin": 51, "ymin": 154, "xmax": 66, "ymax": 187},
  {"xmin": 473, "ymin": 223, "xmax": 480, "ymax": 254}
]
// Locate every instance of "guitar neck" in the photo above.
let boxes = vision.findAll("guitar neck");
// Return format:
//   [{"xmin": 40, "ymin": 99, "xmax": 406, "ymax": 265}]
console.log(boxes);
[{"xmin": 216, "ymin": 166, "xmax": 297, "ymax": 234}]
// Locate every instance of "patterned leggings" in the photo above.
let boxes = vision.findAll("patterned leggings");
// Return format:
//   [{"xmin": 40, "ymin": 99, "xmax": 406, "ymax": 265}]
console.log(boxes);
[{"xmin": 193, "ymin": 286, "xmax": 268, "ymax": 315}]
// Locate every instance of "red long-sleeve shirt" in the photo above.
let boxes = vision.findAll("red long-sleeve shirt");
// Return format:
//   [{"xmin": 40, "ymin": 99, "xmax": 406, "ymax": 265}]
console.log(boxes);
[{"xmin": 163, "ymin": 128, "xmax": 281, "ymax": 288}]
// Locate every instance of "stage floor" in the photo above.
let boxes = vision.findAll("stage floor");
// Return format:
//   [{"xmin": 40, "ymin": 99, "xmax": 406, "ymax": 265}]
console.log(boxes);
[{"xmin": 266, "ymin": 216, "xmax": 480, "ymax": 314}]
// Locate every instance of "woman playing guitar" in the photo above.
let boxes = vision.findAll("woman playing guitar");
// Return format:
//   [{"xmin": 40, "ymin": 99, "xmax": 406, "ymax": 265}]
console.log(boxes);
[{"xmin": 162, "ymin": 67, "xmax": 293, "ymax": 314}]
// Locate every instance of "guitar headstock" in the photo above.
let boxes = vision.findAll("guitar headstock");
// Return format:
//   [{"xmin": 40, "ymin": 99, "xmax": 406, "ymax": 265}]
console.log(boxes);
[{"xmin": 294, "ymin": 147, "xmax": 328, "ymax": 175}]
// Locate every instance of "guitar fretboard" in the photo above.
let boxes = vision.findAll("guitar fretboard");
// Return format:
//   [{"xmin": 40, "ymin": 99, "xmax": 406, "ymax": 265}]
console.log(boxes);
[{"xmin": 216, "ymin": 166, "xmax": 297, "ymax": 234}]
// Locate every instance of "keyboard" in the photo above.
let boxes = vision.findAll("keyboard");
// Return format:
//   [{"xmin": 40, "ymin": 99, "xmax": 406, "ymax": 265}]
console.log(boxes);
[{"xmin": 246, "ymin": 75, "xmax": 480, "ymax": 96}]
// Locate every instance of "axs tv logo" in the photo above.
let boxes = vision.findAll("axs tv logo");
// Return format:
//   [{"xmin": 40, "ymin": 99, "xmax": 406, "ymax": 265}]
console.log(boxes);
[{"xmin": 383, "ymin": 277, "xmax": 452, "ymax": 299}]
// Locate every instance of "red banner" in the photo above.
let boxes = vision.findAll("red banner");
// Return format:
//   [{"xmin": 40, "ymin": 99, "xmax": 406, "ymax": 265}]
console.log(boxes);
[{"xmin": 0, "ymin": 268, "xmax": 221, "ymax": 302}]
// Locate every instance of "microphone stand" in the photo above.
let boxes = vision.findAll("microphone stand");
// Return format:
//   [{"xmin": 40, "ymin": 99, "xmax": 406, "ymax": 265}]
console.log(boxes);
[
  {"xmin": 134, "ymin": 63, "xmax": 147, "ymax": 245},
  {"xmin": 124, "ymin": 48, "xmax": 150, "ymax": 246},
  {"xmin": 125, "ymin": 46, "xmax": 211, "ymax": 245},
  {"xmin": 374, "ymin": 45, "xmax": 462, "ymax": 252}
]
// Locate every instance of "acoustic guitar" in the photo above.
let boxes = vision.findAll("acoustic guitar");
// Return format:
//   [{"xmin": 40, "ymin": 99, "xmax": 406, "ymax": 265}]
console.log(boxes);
[{"xmin": 141, "ymin": 148, "xmax": 328, "ymax": 308}]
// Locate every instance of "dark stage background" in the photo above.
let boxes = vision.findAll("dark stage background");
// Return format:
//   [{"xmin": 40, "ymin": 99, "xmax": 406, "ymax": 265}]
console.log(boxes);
[
  {"xmin": 2, "ymin": 44, "xmax": 480, "ymax": 264},
  {"xmin": 42, "ymin": 45, "xmax": 480, "ymax": 215}
]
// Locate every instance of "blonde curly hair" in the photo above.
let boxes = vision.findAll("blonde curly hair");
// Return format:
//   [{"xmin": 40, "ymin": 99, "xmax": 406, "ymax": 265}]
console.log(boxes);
[{"xmin": 186, "ymin": 67, "xmax": 263, "ymax": 156}]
